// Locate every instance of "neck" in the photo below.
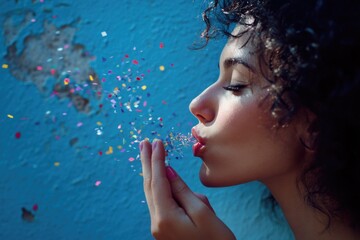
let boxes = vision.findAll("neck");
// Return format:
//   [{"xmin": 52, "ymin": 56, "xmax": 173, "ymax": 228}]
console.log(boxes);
[{"xmin": 261, "ymin": 170, "xmax": 359, "ymax": 240}]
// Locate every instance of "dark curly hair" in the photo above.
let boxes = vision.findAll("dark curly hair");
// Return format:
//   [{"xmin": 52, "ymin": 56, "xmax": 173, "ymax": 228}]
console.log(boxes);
[{"xmin": 199, "ymin": 0, "xmax": 360, "ymax": 230}]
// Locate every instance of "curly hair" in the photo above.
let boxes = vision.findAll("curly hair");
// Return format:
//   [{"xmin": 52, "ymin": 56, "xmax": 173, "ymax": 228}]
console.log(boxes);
[{"xmin": 199, "ymin": 0, "xmax": 360, "ymax": 229}]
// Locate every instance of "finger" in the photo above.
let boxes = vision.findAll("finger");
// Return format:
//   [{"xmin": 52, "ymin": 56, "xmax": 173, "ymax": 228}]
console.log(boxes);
[
  {"xmin": 140, "ymin": 139, "xmax": 155, "ymax": 214},
  {"xmin": 151, "ymin": 140, "xmax": 177, "ymax": 212},
  {"xmin": 194, "ymin": 193, "xmax": 215, "ymax": 214},
  {"xmin": 165, "ymin": 166, "xmax": 215, "ymax": 222}
]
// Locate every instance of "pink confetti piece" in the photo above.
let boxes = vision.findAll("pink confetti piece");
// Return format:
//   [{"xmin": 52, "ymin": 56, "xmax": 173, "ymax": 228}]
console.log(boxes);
[
  {"xmin": 32, "ymin": 204, "xmax": 38, "ymax": 211},
  {"xmin": 95, "ymin": 181, "xmax": 101, "ymax": 187},
  {"xmin": 15, "ymin": 132, "xmax": 21, "ymax": 139}
]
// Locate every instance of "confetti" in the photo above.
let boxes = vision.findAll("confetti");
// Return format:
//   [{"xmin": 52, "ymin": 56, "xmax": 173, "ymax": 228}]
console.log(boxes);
[
  {"xmin": 95, "ymin": 181, "xmax": 102, "ymax": 187},
  {"xmin": 7, "ymin": 114, "xmax": 14, "ymax": 119},
  {"xmin": 32, "ymin": 204, "xmax": 38, "ymax": 211},
  {"xmin": 89, "ymin": 75, "xmax": 94, "ymax": 81},
  {"xmin": 101, "ymin": 31, "xmax": 107, "ymax": 37},
  {"xmin": 2, "ymin": 64, "xmax": 9, "ymax": 69},
  {"xmin": 64, "ymin": 78, "xmax": 70, "ymax": 85},
  {"xmin": 159, "ymin": 65, "xmax": 165, "ymax": 71},
  {"xmin": 54, "ymin": 162, "xmax": 60, "ymax": 167},
  {"xmin": 159, "ymin": 42, "xmax": 164, "ymax": 48},
  {"xmin": 15, "ymin": 132, "xmax": 21, "ymax": 139},
  {"xmin": 106, "ymin": 146, "xmax": 113, "ymax": 155}
]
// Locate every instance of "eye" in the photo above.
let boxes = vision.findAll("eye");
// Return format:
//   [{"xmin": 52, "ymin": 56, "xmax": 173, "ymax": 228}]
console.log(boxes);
[{"xmin": 222, "ymin": 84, "xmax": 247, "ymax": 93}]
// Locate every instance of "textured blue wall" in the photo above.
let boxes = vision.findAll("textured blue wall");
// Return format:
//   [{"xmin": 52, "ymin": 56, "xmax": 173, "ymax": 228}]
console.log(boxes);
[{"xmin": 0, "ymin": 1, "xmax": 293, "ymax": 239}]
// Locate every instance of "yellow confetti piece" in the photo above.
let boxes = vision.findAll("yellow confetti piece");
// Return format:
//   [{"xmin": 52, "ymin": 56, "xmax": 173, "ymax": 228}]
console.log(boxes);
[
  {"xmin": 7, "ymin": 114, "xmax": 14, "ymax": 119},
  {"xmin": 106, "ymin": 146, "xmax": 113, "ymax": 155},
  {"xmin": 96, "ymin": 121, "xmax": 102, "ymax": 126},
  {"xmin": 122, "ymin": 83, "xmax": 126, "ymax": 88},
  {"xmin": 117, "ymin": 145, "xmax": 123, "ymax": 150},
  {"xmin": 2, "ymin": 64, "xmax": 9, "ymax": 69},
  {"xmin": 159, "ymin": 65, "xmax": 165, "ymax": 71},
  {"xmin": 54, "ymin": 162, "xmax": 60, "ymax": 167},
  {"xmin": 89, "ymin": 75, "xmax": 94, "ymax": 81},
  {"xmin": 141, "ymin": 85, "xmax": 147, "ymax": 90},
  {"xmin": 64, "ymin": 78, "xmax": 70, "ymax": 85}
]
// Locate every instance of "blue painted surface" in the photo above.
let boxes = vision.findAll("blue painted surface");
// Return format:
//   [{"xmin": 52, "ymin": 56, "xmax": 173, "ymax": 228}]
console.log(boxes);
[{"xmin": 0, "ymin": 1, "xmax": 293, "ymax": 239}]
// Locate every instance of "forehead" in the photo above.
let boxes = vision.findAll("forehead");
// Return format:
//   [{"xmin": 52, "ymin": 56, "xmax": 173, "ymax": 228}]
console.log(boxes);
[{"xmin": 220, "ymin": 25, "xmax": 259, "ymax": 70}]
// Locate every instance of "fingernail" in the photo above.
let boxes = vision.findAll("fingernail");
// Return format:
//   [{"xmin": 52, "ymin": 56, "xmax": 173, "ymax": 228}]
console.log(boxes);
[
  {"xmin": 139, "ymin": 141, "xmax": 144, "ymax": 151},
  {"xmin": 166, "ymin": 166, "xmax": 177, "ymax": 180},
  {"xmin": 152, "ymin": 139, "xmax": 158, "ymax": 150}
]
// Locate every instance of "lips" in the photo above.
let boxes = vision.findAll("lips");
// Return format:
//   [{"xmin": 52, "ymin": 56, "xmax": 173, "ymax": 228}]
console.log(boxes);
[{"xmin": 191, "ymin": 127, "xmax": 206, "ymax": 157}]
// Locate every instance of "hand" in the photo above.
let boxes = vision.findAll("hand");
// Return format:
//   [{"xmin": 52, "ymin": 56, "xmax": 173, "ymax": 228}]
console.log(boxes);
[{"xmin": 140, "ymin": 139, "xmax": 236, "ymax": 240}]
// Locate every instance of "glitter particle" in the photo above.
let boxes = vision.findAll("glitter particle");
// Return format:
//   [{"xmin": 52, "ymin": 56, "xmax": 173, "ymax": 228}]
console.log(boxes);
[
  {"xmin": 64, "ymin": 78, "xmax": 70, "ymax": 85},
  {"xmin": 159, "ymin": 65, "xmax": 165, "ymax": 71},
  {"xmin": 106, "ymin": 146, "xmax": 113, "ymax": 155},
  {"xmin": 32, "ymin": 204, "xmax": 38, "ymax": 211},
  {"xmin": 15, "ymin": 132, "xmax": 21, "ymax": 139}
]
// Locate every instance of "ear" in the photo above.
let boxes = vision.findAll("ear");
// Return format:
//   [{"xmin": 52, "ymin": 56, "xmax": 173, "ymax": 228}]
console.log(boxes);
[{"xmin": 296, "ymin": 107, "xmax": 318, "ymax": 152}]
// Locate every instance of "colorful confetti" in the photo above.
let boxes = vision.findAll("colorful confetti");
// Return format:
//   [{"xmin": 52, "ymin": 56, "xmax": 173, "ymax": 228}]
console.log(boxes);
[
  {"xmin": 32, "ymin": 204, "xmax": 38, "ymax": 211},
  {"xmin": 15, "ymin": 132, "xmax": 21, "ymax": 139},
  {"xmin": 64, "ymin": 78, "xmax": 70, "ymax": 85}
]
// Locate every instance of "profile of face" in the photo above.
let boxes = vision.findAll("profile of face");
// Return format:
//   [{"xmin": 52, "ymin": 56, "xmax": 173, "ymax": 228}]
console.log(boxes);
[{"xmin": 189, "ymin": 25, "xmax": 308, "ymax": 187}]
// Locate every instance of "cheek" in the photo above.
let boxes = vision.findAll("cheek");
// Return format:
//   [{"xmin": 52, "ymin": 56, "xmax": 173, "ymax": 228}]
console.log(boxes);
[{"xmin": 200, "ymin": 98, "xmax": 303, "ymax": 186}]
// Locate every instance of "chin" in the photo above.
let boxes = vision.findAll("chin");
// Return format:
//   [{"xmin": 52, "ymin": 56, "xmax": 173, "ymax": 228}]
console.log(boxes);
[{"xmin": 199, "ymin": 165, "xmax": 224, "ymax": 187}]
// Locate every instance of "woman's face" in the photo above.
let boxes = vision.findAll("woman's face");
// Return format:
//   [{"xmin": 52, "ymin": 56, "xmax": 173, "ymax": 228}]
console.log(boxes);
[{"xmin": 189, "ymin": 26, "xmax": 306, "ymax": 187}]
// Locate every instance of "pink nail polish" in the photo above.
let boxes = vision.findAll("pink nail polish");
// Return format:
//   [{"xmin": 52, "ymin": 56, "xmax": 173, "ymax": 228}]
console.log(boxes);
[{"xmin": 166, "ymin": 166, "xmax": 177, "ymax": 180}]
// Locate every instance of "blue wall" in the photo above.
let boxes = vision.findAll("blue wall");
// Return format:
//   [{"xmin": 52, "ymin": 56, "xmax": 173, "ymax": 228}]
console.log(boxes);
[{"xmin": 0, "ymin": 1, "xmax": 293, "ymax": 239}]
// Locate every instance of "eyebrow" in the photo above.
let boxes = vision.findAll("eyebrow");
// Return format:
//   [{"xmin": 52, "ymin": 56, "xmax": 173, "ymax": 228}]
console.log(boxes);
[{"xmin": 223, "ymin": 57, "xmax": 255, "ymax": 73}]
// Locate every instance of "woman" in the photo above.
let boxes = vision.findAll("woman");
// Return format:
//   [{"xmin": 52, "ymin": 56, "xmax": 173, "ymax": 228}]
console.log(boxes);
[{"xmin": 139, "ymin": 0, "xmax": 360, "ymax": 239}]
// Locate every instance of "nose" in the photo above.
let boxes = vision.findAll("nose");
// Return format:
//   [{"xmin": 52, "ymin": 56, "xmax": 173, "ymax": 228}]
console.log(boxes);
[{"xmin": 189, "ymin": 84, "xmax": 216, "ymax": 124}]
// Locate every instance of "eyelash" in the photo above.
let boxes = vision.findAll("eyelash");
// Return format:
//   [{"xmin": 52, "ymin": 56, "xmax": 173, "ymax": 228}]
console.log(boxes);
[{"xmin": 222, "ymin": 84, "xmax": 247, "ymax": 92}]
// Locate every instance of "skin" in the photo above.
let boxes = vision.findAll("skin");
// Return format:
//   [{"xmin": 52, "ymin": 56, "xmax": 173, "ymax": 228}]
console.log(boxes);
[{"xmin": 139, "ymin": 26, "xmax": 360, "ymax": 239}]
